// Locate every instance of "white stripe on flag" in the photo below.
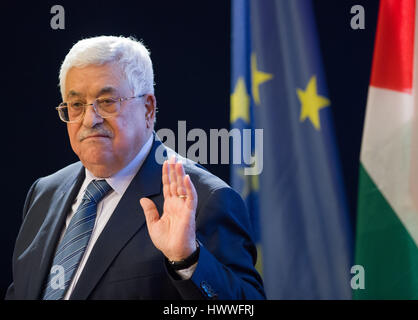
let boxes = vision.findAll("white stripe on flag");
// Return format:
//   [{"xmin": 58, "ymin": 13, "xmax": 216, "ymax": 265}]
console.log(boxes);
[{"xmin": 361, "ymin": 85, "xmax": 418, "ymax": 245}]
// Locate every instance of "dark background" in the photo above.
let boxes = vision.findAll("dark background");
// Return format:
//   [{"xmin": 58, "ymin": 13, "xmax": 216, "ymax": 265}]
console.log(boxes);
[{"xmin": 0, "ymin": 0, "xmax": 379, "ymax": 298}]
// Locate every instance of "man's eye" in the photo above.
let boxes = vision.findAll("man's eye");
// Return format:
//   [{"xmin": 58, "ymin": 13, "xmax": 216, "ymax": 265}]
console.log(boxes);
[
  {"xmin": 100, "ymin": 99, "xmax": 116, "ymax": 105},
  {"xmin": 71, "ymin": 102, "xmax": 84, "ymax": 108}
]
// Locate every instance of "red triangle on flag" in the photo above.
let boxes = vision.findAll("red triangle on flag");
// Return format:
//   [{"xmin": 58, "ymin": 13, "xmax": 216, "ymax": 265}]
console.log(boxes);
[{"xmin": 370, "ymin": 0, "xmax": 415, "ymax": 93}]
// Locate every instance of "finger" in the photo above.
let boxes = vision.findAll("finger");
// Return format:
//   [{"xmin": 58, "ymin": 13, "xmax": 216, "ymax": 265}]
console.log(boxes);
[
  {"xmin": 176, "ymin": 162, "xmax": 186, "ymax": 196},
  {"xmin": 168, "ymin": 156, "xmax": 178, "ymax": 197},
  {"xmin": 162, "ymin": 160, "xmax": 171, "ymax": 198},
  {"xmin": 140, "ymin": 197, "xmax": 160, "ymax": 227},
  {"xmin": 184, "ymin": 174, "xmax": 197, "ymax": 210}
]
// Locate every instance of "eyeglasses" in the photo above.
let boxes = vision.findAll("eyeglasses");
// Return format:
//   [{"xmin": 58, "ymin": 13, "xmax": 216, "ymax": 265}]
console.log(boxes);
[{"xmin": 56, "ymin": 94, "xmax": 145, "ymax": 123}]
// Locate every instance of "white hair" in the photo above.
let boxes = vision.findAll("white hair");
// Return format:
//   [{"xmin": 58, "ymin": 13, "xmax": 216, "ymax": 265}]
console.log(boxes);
[{"xmin": 59, "ymin": 35, "xmax": 154, "ymax": 99}]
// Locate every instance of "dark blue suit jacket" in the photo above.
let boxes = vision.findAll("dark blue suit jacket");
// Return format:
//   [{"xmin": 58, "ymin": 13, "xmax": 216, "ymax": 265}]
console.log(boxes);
[{"xmin": 6, "ymin": 137, "xmax": 265, "ymax": 299}]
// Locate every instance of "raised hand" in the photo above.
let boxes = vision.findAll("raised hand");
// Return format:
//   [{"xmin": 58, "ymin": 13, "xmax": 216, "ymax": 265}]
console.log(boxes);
[{"xmin": 140, "ymin": 156, "xmax": 198, "ymax": 261}]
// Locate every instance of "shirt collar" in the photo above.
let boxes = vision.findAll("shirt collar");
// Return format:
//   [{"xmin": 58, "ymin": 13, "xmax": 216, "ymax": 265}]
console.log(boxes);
[{"xmin": 84, "ymin": 134, "xmax": 154, "ymax": 196}]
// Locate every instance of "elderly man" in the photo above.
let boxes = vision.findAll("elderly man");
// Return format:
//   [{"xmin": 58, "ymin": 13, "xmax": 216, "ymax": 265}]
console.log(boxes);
[{"xmin": 6, "ymin": 36, "xmax": 264, "ymax": 300}]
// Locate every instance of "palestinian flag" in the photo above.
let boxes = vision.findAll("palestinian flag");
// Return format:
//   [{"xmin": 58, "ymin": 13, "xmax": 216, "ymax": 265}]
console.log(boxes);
[{"xmin": 355, "ymin": 0, "xmax": 418, "ymax": 299}]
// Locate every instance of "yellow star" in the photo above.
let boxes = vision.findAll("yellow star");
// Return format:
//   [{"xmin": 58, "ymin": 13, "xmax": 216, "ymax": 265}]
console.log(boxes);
[
  {"xmin": 255, "ymin": 244, "xmax": 263, "ymax": 276},
  {"xmin": 297, "ymin": 76, "xmax": 330, "ymax": 130},
  {"xmin": 236, "ymin": 169, "xmax": 260, "ymax": 199},
  {"xmin": 230, "ymin": 77, "xmax": 250, "ymax": 123},
  {"xmin": 236, "ymin": 168, "xmax": 250, "ymax": 199},
  {"xmin": 251, "ymin": 53, "xmax": 273, "ymax": 106},
  {"xmin": 235, "ymin": 154, "xmax": 260, "ymax": 199}
]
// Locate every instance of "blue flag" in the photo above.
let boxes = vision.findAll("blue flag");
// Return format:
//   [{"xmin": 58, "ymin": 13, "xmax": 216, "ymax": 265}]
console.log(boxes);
[{"xmin": 230, "ymin": 0, "xmax": 353, "ymax": 299}]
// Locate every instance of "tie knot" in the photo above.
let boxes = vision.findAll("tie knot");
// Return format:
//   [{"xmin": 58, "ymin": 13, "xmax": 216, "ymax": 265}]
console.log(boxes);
[{"xmin": 83, "ymin": 179, "xmax": 112, "ymax": 203}]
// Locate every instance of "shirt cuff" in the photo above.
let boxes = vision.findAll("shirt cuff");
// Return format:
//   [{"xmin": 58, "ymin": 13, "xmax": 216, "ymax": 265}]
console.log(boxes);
[{"xmin": 174, "ymin": 262, "xmax": 198, "ymax": 280}]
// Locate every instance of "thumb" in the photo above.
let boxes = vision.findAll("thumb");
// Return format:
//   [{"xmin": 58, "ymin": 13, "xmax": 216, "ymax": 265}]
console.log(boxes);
[{"xmin": 140, "ymin": 197, "xmax": 160, "ymax": 227}]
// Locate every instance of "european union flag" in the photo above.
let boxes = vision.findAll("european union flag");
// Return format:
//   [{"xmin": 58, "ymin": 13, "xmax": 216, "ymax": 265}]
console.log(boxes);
[{"xmin": 230, "ymin": 0, "xmax": 353, "ymax": 299}]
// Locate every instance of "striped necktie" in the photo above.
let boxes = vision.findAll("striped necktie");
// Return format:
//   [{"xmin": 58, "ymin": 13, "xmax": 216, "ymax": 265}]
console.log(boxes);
[{"xmin": 42, "ymin": 179, "xmax": 112, "ymax": 300}]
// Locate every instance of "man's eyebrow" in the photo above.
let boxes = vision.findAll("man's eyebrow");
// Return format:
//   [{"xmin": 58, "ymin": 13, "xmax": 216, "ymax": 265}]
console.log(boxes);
[
  {"xmin": 67, "ymin": 90, "xmax": 83, "ymax": 99},
  {"xmin": 97, "ymin": 86, "xmax": 119, "ymax": 97}
]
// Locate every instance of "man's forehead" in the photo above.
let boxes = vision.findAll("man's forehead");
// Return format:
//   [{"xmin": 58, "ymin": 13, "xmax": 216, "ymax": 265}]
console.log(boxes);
[
  {"xmin": 65, "ymin": 63, "xmax": 128, "ymax": 98},
  {"xmin": 66, "ymin": 86, "xmax": 120, "ymax": 98}
]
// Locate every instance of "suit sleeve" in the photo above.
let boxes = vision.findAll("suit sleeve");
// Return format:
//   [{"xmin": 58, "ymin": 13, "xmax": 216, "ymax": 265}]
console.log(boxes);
[
  {"xmin": 168, "ymin": 187, "xmax": 266, "ymax": 299},
  {"xmin": 5, "ymin": 283, "xmax": 15, "ymax": 300},
  {"xmin": 4, "ymin": 179, "xmax": 40, "ymax": 300}
]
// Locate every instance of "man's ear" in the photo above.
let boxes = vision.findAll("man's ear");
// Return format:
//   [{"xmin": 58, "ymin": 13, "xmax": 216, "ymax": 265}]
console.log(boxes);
[{"xmin": 144, "ymin": 94, "xmax": 157, "ymax": 126}]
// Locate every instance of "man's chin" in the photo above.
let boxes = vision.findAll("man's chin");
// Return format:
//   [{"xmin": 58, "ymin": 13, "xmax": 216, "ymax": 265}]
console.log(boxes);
[
  {"xmin": 82, "ymin": 163, "xmax": 114, "ymax": 178},
  {"xmin": 79, "ymin": 153, "xmax": 116, "ymax": 178}
]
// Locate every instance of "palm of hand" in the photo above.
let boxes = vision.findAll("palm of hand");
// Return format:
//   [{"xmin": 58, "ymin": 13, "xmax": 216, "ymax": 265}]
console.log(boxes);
[{"xmin": 140, "ymin": 157, "xmax": 198, "ymax": 261}]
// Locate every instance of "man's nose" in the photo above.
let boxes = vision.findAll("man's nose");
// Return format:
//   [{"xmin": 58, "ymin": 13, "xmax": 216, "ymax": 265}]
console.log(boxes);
[{"xmin": 82, "ymin": 104, "xmax": 104, "ymax": 127}]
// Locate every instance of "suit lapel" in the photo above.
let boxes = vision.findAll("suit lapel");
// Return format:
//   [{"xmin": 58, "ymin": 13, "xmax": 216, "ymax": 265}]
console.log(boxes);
[
  {"xmin": 70, "ymin": 138, "xmax": 164, "ymax": 299},
  {"xmin": 26, "ymin": 163, "xmax": 85, "ymax": 299}
]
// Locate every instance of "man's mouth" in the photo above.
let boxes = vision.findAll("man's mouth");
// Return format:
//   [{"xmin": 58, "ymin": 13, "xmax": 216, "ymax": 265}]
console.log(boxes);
[{"xmin": 82, "ymin": 134, "xmax": 110, "ymax": 141}]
